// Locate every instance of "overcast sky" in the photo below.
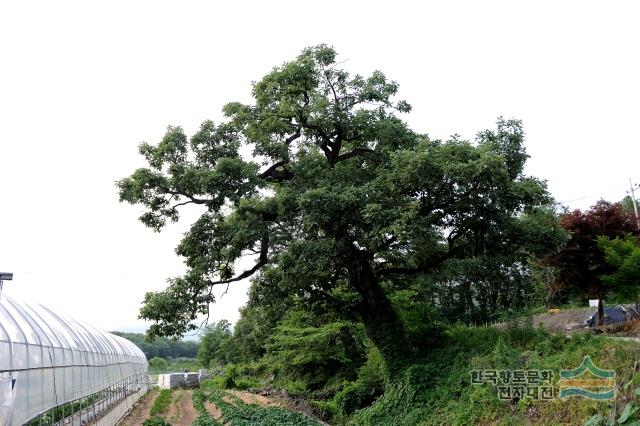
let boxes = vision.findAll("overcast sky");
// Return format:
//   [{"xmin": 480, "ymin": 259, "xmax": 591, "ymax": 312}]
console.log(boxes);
[{"xmin": 1, "ymin": 1, "xmax": 639, "ymax": 337}]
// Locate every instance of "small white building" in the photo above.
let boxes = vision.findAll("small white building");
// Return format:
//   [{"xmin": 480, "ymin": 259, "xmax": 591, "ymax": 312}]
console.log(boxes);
[{"xmin": 157, "ymin": 372, "xmax": 203, "ymax": 389}]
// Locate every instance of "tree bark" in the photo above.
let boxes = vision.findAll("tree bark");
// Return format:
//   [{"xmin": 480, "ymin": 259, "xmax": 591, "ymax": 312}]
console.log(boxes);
[
  {"xmin": 597, "ymin": 290, "xmax": 605, "ymax": 326},
  {"xmin": 345, "ymin": 245, "xmax": 413, "ymax": 375}
]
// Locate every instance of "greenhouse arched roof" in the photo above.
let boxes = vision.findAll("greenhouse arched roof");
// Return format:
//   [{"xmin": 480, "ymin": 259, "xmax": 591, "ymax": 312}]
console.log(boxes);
[{"xmin": 0, "ymin": 291, "xmax": 148, "ymax": 425}]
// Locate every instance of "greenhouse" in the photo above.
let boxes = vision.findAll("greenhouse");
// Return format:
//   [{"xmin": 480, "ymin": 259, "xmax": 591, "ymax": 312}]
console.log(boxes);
[{"xmin": 0, "ymin": 291, "xmax": 148, "ymax": 425}]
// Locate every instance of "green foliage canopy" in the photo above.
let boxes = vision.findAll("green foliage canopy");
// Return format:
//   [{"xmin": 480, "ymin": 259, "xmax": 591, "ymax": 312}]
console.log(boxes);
[
  {"xmin": 118, "ymin": 45, "xmax": 556, "ymax": 370},
  {"xmin": 598, "ymin": 234, "xmax": 640, "ymax": 302},
  {"xmin": 197, "ymin": 320, "xmax": 233, "ymax": 367}
]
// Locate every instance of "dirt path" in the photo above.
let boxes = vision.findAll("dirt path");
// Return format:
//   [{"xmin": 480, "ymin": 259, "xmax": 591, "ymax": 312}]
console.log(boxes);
[
  {"xmin": 494, "ymin": 309, "xmax": 594, "ymax": 332},
  {"xmin": 118, "ymin": 389, "xmax": 158, "ymax": 426},
  {"xmin": 165, "ymin": 389, "xmax": 181, "ymax": 421},
  {"xmin": 119, "ymin": 389, "xmax": 198, "ymax": 426},
  {"xmin": 204, "ymin": 401, "xmax": 222, "ymax": 421},
  {"xmin": 176, "ymin": 391, "xmax": 198, "ymax": 425},
  {"xmin": 606, "ymin": 336, "xmax": 640, "ymax": 343},
  {"xmin": 228, "ymin": 390, "xmax": 283, "ymax": 407},
  {"xmin": 532, "ymin": 309, "xmax": 594, "ymax": 331}
]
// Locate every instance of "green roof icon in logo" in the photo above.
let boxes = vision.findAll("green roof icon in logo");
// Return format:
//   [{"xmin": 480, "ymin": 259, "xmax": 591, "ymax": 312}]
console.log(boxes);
[{"xmin": 558, "ymin": 356, "xmax": 615, "ymax": 400}]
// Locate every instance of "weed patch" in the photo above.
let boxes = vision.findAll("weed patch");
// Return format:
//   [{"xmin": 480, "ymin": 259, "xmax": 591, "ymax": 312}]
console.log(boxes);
[{"xmin": 150, "ymin": 389, "xmax": 173, "ymax": 417}]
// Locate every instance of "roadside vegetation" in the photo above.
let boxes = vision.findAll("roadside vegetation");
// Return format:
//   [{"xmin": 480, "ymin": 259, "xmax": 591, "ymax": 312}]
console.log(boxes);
[
  {"xmin": 189, "ymin": 315, "xmax": 640, "ymax": 425},
  {"xmin": 123, "ymin": 322, "xmax": 640, "ymax": 425}
]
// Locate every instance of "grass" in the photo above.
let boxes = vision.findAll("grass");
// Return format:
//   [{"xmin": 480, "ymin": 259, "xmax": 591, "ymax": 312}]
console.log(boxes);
[
  {"xmin": 143, "ymin": 417, "xmax": 171, "ymax": 426},
  {"xmin": 149, "ymin": 389, "xmax": 173, "ymax": 417}
]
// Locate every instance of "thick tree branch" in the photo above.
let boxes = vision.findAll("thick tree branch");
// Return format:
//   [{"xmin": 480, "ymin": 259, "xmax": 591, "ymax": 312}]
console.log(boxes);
[
  {"xmin": 169, "ymin": 200, "xmax": 197, "ymax": 211},
  {"xmin": 167, "ymin": 190, "xmax": 210, "ymax": 205},
  {"xmin": 335, "ymin": 148, "xmax": 376, "ymax": 163},
  {"xmin": 298, "ymin": 112, "xmax": 334, "ymax": 156},
  {"xmin": 258, "ymin": 160, "xmax": 288, "ymax": 178},
  {"xmin": 376, "ymin": 235, "xmax": 464, "ymax": 277},
  {"xmin": 376, "ymin": 253, "xmax": 452, "ymax": 277},
  {"xmin": 376, "ymin": 235, "xmax": 398, "ymax": 252},
  {"xmin": 285, "ymin": 130, "xmax": 302, "ymax": 145},
  {"xmin": 343, "ymin": 133, "xmax": 364, "ymax": 142},
  {"xmin": 255, "ymin": 131, "xmax": 300, "ymax": 181},
  {"xmin": 320, "ymin": 63, "xmax": 340, "ymax": 105},
  {"xmin": 208, "ymin": 235, "xmax": 270, "ymax": 286}
]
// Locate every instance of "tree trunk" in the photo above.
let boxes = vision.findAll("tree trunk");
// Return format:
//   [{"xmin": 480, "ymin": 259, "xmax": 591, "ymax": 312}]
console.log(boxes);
[
  {"xmin": 597, "ymin": 291, "xmax": 605, "ymax": 326},
  {"xmin": 345, "ymin": 245, "xmax": 412, "ymax": 375}
]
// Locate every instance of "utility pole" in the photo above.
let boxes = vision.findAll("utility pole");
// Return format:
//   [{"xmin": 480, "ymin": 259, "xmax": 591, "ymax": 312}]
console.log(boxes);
[
  {"xmin": 629, "ymin": 178, "xmax": 640, "ymax": 229},
  {"xmin": 0, "ymin": 272, "xmax": 13, "ymax": 297}
]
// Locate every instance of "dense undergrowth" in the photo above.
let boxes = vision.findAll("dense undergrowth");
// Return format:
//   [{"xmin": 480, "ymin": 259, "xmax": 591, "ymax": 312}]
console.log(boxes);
[{"xmin": 215, "ymin": 321, "xmax": 640, "ymax": 425}]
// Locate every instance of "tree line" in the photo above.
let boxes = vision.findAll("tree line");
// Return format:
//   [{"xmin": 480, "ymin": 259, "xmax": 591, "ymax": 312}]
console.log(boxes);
[{"xmin": 111, "ymin": 331, "xmax": 199, "ymax": 359}]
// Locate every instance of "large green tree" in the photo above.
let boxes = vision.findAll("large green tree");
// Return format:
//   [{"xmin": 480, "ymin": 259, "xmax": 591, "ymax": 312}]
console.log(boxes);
[{"xmin": 118, "ymin": 45, "xmax": 552, "ymax": 372}]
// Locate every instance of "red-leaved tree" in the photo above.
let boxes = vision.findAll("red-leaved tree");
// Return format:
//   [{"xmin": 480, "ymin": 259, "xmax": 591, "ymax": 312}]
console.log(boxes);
[{"xmin": 545, "ymin": 200, "xmax": 639, "ymax": 325}]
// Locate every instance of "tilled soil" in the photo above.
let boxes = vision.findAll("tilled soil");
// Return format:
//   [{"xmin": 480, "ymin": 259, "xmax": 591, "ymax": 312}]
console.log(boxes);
[
  {"xmin": 118, "ymin": 389, "xmax": 159, "ymax": 426},
  {"xmin": 118, "ymin": 388, "xmax": 282, "ymax": 425}
]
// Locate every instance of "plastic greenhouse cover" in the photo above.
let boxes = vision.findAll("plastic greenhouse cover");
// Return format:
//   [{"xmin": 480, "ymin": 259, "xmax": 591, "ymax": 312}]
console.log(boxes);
[{"xmin": 0, "ymin": 291, "xmax": 148, "ymax": 425}]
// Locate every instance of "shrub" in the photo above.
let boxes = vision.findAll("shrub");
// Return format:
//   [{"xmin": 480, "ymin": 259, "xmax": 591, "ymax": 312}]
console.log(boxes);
[
  {"xmin": 265, "ymin": 321, "xmax": 367, "ymax": 390},
  {"xmin": 223, "ymin": 364, "xmax": 238, "ymax": 389},
  {"xmin": 334, "ymin": 347, "xmax": 387, "ymax": 416},
  {"xmin": 311, "ymin": 399, "xmax": 338, "ymax": 420},
  {"xmin": 235, "ymin": 378, "xmax": 260, "ymax": 390},
  {"xmin": 355, "ymin": 347, "xmax": 386, "ymax": 395},
  {"xmin": 148, "ymin": 357, "xmax": 168, "ymax": 371},
  {"xmin": 335, "ymin": 382, "xmax": 366, "ymax": 415},
  {"xmin": 143, "ymin": 416, "xmax": 171, "ymax": 426}
]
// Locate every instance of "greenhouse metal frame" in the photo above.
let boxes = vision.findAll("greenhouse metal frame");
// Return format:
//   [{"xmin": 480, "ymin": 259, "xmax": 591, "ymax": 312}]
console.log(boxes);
[{"xmin": 0, "ymin": 291, "xmax": 148, "ymax": 425}]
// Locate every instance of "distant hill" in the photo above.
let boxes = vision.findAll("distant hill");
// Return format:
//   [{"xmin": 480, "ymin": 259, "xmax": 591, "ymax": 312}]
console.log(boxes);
[{"xmin": 112, "ymin": 331, "xmax": 199, "ymax": 360}]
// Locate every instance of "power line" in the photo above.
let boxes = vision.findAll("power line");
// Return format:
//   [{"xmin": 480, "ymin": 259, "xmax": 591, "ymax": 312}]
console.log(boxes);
[
  {"xmin": 558, "ymin": 181, "xmax": 639, "ymax": 207},
  {"xmin": 559, "ymin": 194, "xmax": 607, "ymax": 204}
]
